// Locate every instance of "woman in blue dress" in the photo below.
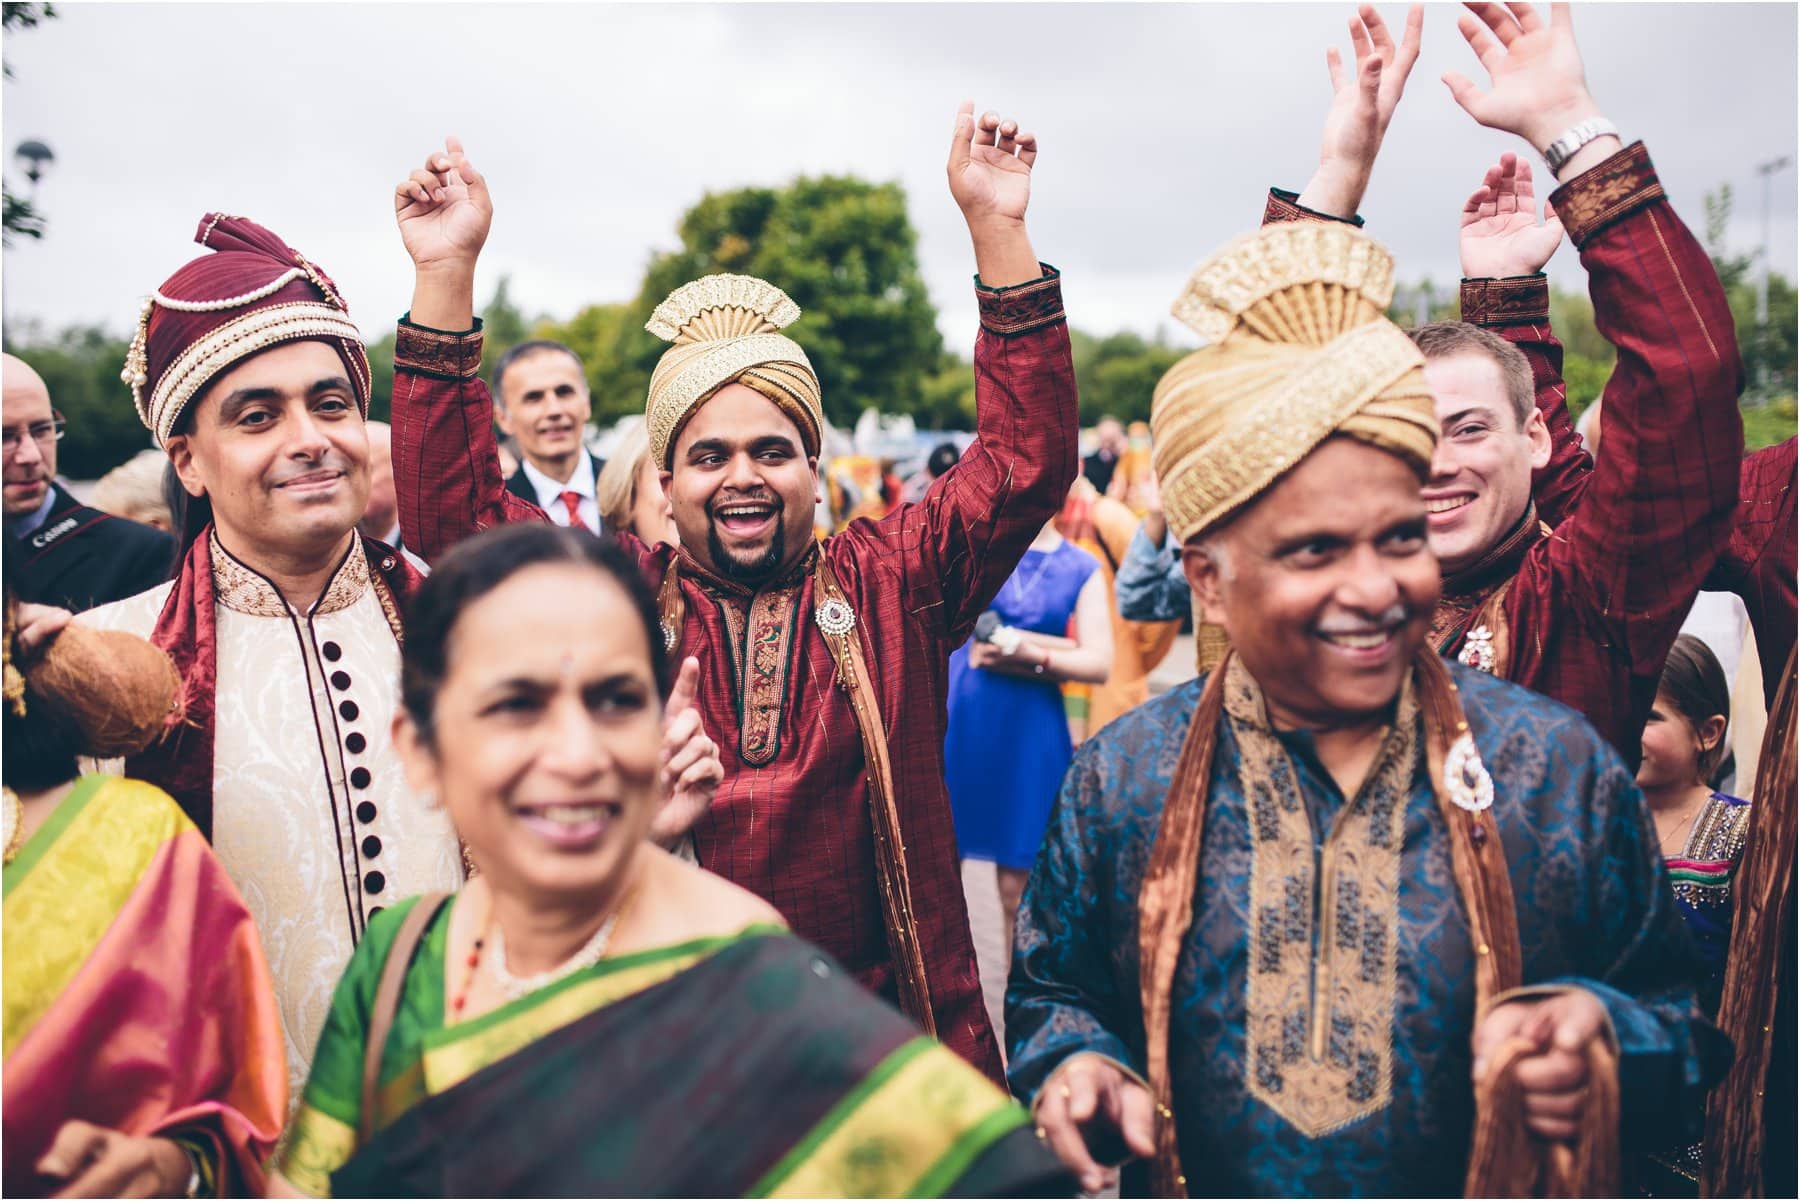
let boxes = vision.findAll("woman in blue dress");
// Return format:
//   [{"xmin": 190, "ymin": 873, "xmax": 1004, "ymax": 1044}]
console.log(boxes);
[
  {"xmin": 945, "ymin": 518, "xmax": 1113, "ymax": 958},
  {"xmin": 1635, "ymin": 633, "xmax": 1751, "ymax": 1195}
]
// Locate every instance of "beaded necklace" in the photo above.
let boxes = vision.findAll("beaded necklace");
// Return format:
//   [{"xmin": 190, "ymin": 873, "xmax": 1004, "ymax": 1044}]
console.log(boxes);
[{"xmin": 450, "ymin": 883, "xmax": 638, "ymax": 1019}]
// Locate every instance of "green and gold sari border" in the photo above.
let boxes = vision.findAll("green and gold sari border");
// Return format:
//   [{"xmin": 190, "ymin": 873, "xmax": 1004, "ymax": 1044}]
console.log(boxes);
[
  {"xmin": 911, "ymin": 1102, "xmax": 1032, "ymax": 1198},
  {"xmin": 748, "ymin": 1036, "xmax": 1024, "ymax": 1198},
  {"xmin": 748, "ymin": 1037, "xmax": 935, "ymax": 1197},
  {"xmin": 421, "ymin": 923, "xmax": 787, "ymax": 1096},
  {"xmin": 274, "ymin": 1101, "xmax": 357, "ymax": 1198},
  {"xmin": 2, "ymin": 773, "xmax": 106, "ymax": 899}
]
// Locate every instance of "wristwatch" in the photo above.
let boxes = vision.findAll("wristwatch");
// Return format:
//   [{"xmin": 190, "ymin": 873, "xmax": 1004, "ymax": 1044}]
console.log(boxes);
[{"xmin": 1540, "ymin": 117, "xmax": 1618, "ymax": 175}]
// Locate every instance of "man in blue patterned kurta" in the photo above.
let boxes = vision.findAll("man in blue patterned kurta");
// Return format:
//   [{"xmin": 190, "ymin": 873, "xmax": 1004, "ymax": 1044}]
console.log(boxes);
[{"xmin": 1006, "ymin": 17, "xmax": 1726, "ymax": 1190}]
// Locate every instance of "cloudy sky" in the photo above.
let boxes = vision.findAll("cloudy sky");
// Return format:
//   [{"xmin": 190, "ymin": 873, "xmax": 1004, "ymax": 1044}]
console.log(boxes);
[{"xmin": 3, "ymin": 3, "xmax": 1795, "ymax": 356}]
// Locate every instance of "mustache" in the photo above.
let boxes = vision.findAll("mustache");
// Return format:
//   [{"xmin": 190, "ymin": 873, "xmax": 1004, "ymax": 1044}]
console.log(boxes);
[
  {"xmin": 1316, "ymin": 604, "xmax": 1410, "ymax": 634},
  {"xmin": 3, "ymin": 466, "xmax": 48, "ymax": 484},
  {"xmin": 271, "ymin": 454, "xmax": 356, "ymax": 487},
  {"xmin": 707, "ymin": 492, "xmax": 783, "ymax": 518}
]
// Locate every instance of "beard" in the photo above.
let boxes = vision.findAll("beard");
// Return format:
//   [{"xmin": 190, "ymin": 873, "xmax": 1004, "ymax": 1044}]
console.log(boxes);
[{"xmin": 706, "ymin": 494, "xmax": 787, "ymax": 586}]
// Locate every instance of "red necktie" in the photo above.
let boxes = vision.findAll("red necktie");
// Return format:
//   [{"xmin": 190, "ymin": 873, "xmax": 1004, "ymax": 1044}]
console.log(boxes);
[{"xmin": 558, "ymin": 491, "xmax": 590, "ymax": 532}]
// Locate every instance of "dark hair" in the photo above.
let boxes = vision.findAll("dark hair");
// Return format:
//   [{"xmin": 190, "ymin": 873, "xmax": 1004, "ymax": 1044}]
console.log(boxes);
[
  {"xmin": 926, "ymin": 442, "xmax": 961, "ymax": 479},
  {"xmin": 400, "ymin": 524, "xmax": 669, "ymax": 742},
  {"xmin": 1406, "ymin": 321, "xmax": 1535, "ymax": 427},
  {"xmin": 1656, "ymin": 633, "xmax": 1732, "ymax": 781},
  {"xmin": 161, "ymin": 459, "xmax": 208, "ymax": 568},
  {"xmin": 1, "ymin": 581, "xmax": 81, "ymax": 791},
  {"xmin": 491, "ymin": 340, "xmax": 585, "ymax": 404}
]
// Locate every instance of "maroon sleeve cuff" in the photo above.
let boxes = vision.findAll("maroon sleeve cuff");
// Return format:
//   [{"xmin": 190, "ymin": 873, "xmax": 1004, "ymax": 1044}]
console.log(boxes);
[
  {"xmin": 395, "ymin": 317, "xmax": 485, "ymax": 380},
  {"xmin": 1263, "ymin": 188, "xmax": 1366, "ymax": 228},
  {"xmin": 1460, "ymin": 274, "xmax": 1550, "ymax": 326},
  {"xmin": 975, "ymin": 265, "xmax": 1065, "ymax": 337},
  {"xmin": 1550, "ymin": 141, "xmax": 1666, "ymax": 249}
]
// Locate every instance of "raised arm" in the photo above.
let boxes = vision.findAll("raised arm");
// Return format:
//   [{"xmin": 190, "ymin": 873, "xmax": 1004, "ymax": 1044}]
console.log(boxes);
[
  {"xmin": 1449, "ymin": 2, "xmax": 1744, "ymax": 673},
  {"xmin": 1456, "ymin": 152, "xmax": 1589, "ymax": 526},
  {"xmin": 855, "ymin": 104, "xmax": 1077, "ymax": 643},
  {"xmin": 1261, "ymin": 4, "xmax": 1422, "ymax": 226},
  {"xmin": 389, "ymin": 138, "xmax": 550, "ymax": 562}
]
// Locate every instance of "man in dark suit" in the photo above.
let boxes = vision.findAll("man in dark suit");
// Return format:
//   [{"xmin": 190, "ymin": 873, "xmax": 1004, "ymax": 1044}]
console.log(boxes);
[
  {"xmin": 1081, "ymin": 414, "xmax": 1125, "ymax": 494},
  {"xmin": 4, "ymin": 353, "xmax": 172, "ymax": 611},
  {"xmin": 492, "ymin": 340, "xmax": 605, "ymax": 531}
]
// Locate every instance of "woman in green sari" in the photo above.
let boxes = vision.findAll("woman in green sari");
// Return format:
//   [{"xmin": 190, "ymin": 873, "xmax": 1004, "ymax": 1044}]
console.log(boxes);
[{"xmin": 269, "ymin": 524, "xmax": 1067, "ymax": 1199}]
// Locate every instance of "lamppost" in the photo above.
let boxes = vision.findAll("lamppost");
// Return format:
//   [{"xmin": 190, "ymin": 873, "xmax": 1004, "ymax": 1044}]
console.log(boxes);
[
  {"xmin": 13, "ymin": 139, "xmax": 54, "ymax": 193},
  {"xmin": 5, "ymin": 140, "xmax": 54, "ymax": 339},
  {"xmin": 1756, "ymin": 155, "xmax": 1792, "ymax": 329}
]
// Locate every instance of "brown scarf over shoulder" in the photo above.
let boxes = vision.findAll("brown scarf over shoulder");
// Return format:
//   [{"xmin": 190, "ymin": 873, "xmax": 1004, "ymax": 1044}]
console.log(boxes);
[
  {"xmin": 1135, "ymin": 649, "xmax": 1618, "ymax": 1197},
  {"xmin": 1703, "ymin": 644, "xmax": 1797, "ymax": 1198}
]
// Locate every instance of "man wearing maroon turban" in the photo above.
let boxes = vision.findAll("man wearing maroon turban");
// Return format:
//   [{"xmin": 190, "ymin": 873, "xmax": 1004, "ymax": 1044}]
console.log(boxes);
[{"xmin": 77, "ymin": 214, "xmax": 467, "ymax": 1096}]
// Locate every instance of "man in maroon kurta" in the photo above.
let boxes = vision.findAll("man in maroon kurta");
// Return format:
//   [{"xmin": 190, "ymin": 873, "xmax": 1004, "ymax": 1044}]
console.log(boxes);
[
  {"xmin": 385, "ymin": 116, "xmax": 1074, "ymax": 1081},
  {"xmin": 1263, "ymin": 159, "xmax": 1739, "ymax": 770},
  {"xmin": 1130, "ymin": 3, "xmax": 1741, "ymax": 771}
]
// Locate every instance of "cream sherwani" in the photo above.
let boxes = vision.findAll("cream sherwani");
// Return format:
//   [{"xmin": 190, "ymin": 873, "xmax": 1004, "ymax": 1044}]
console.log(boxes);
[{"xmin": 81, "ymin": 533, "xmax": 464, "ymax": 1095}]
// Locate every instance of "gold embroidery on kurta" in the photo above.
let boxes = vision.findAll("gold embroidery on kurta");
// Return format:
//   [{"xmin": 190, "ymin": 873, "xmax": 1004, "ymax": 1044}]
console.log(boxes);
[
  {"xmin": 1228, "ymin": 656, "xmax": 1420, "ymax": 1137},
  {"xmin": 713, "ymin": 583, "xmax": 805, "ymax": 766}
]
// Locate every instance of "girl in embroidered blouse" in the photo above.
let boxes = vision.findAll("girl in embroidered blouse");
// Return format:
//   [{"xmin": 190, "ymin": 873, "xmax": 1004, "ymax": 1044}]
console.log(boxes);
[{"xmin": 1637, "ymin": 633, "xmax": 1750, "ymax": 1015}]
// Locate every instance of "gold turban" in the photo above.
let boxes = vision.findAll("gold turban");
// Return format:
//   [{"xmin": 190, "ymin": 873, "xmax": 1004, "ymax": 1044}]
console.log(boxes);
[
  {"xmin": 643, "ymin": 274, "xmax": 823, "ymax": 469},
  {"xmin": 1151, "ymin": 222, "xmax": 1438, "ymax": 545}
]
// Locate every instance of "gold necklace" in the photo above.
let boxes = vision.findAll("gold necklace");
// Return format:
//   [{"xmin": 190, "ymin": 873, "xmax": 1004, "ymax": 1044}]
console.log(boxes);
[
  {"xmin": 1657, "ymin": 795, "xmax": 1707, "ymax": 855},
  {"xmin": 3, "ymin": 787, "xmax": 23, "ymax": 865}
]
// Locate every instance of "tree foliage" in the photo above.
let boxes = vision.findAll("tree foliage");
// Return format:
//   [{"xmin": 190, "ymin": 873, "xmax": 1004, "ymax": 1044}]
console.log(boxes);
[
  {"xmin": 17, "ymin": 166, "xmax": 1796, "ymax": 486},
  {"xmin": 3, "ymin": 3, "xmax": 55, "ymax": 246},
  {"xmin": 532, "ymin": 176, "xmax": 946, "ymax": 429}
]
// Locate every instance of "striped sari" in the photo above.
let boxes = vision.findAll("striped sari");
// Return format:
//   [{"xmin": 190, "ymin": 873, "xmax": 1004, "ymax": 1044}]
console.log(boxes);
[
  {"xmin": 279, "ymin": 896, "xmax": 1067, "ymax": 1198},
  {"xmin": 3, "ymin": 775, "xmax": 287, "ymax": 1196}
]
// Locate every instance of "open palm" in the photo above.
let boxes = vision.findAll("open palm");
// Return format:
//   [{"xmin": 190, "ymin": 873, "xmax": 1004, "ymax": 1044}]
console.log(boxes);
[
  {"xmin": 1444, "ymin": 3, "xmax": 1594, "ymax": 147},
  {"xmin": 394, "ymin": 136, "xmax": 492, "ymax": 271},
  {"xmin": 1459, "ymin": 153, "xmax": 1563, "ymax": 278}
]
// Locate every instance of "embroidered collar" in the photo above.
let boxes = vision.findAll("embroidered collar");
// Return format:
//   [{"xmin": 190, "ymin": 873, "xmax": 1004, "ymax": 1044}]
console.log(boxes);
[
  {"xmin": 677, "ymin": 540, "xmax": 819, "ymax": 600},
  {"xmin": 1440, "ymin": 502, "xmax": 1543, "ymax": 601},
  {"xmin": 210, "ymin": 530, "xmax": 370, "ymax": 618}
]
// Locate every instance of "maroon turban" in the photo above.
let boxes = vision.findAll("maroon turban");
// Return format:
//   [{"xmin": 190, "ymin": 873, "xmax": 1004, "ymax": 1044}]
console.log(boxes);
[{"xmin": 123, "ymin": 213, "xmax": 370, "ymax": 446}]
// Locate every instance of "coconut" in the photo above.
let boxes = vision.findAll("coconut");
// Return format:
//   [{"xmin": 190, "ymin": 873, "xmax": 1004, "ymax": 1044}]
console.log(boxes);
[{"xmin": 30, "ymin": 626, "xmax": 184, "ymax": 758}]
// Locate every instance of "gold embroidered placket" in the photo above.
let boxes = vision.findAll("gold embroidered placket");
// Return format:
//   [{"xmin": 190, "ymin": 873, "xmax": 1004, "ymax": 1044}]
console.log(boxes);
[{"xmin": 1227, "ymin": 657, "xmax": 1420, "ymax": 1137}]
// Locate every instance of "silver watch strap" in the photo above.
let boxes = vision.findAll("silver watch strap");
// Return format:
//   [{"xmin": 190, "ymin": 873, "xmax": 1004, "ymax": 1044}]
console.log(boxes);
[{"xmin": 1542, "ymin": 117, "xmax": 1618, "ymax": 174}]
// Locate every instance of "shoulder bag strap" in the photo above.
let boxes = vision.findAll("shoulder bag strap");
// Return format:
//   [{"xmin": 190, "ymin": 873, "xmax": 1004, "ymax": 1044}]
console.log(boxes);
[{"xmin": 359, "ymin": 891, "xmax": 452, "ymax": 1144}]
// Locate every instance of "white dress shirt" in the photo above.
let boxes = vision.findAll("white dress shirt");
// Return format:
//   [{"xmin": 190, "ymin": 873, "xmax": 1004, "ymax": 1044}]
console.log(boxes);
[{"xmin": 521, "ymin": 453, "xmax": 600, "ymax": 532}]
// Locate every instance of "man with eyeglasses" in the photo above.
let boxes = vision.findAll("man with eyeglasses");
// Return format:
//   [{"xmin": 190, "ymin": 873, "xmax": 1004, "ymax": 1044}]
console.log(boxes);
[{"xmin": 3, "ymin": 353, "xmax": 172, "ymax": 611}]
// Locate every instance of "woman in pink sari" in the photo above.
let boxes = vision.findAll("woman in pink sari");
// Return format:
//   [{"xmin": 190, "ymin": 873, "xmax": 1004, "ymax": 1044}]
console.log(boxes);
[{"xmin": 3, "ymin": 596, "xmax": 286, "ymax": 1197}]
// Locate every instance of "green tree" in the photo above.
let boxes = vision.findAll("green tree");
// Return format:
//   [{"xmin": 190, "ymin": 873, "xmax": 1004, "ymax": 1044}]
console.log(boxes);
[
  {"xmin": 575, "ymin": 176, "xmax": 944, "ymax": 429},
  {"xmin": 3, "ymin": 3, "xmax": 55, "ymax": 247},
  {"xmin": 1067, "ymin": 328, "xmax": 1186, "ymax": 426}
]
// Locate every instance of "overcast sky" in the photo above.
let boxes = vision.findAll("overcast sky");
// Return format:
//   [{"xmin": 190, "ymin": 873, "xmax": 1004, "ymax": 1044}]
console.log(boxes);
[{"xmin": 3, "ymin": 2, "xmax": 1795, "ymax": 357}]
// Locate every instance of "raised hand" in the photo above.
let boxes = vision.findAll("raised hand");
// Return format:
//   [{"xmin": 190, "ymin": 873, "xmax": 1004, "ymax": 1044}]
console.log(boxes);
[
  {"xmin": 1443, "ymin": 3, "xmax": 1603, "ymax": 153},
  {"xmin": 394, "ymin": 136, "xmax": 493, "ymax": 273},
  {"xmin": 1298, "ymin": 5, "xmax": 1424, "ymax": 219},
  {"xmin": 947, "ymin": 102, "xmax": 1041, "ymax": 288},
  {"xmin": 653, "ymin": 656, "xmax": 722, "ymax": 847},
  {"xmin": 1032, "ymin": 1054, "xmax": 1158, "ymax": 1194},
  {"xmin": 11, "ymin": 600, "xmax": 71, "ymax": 663},
  {"xmin": 948, "ymin": 102, "xmax": 1036, "ymax": 225},
  {"xmin": 1459, "ymin": 152, "xmax": 1565, "ymax": 278}
]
